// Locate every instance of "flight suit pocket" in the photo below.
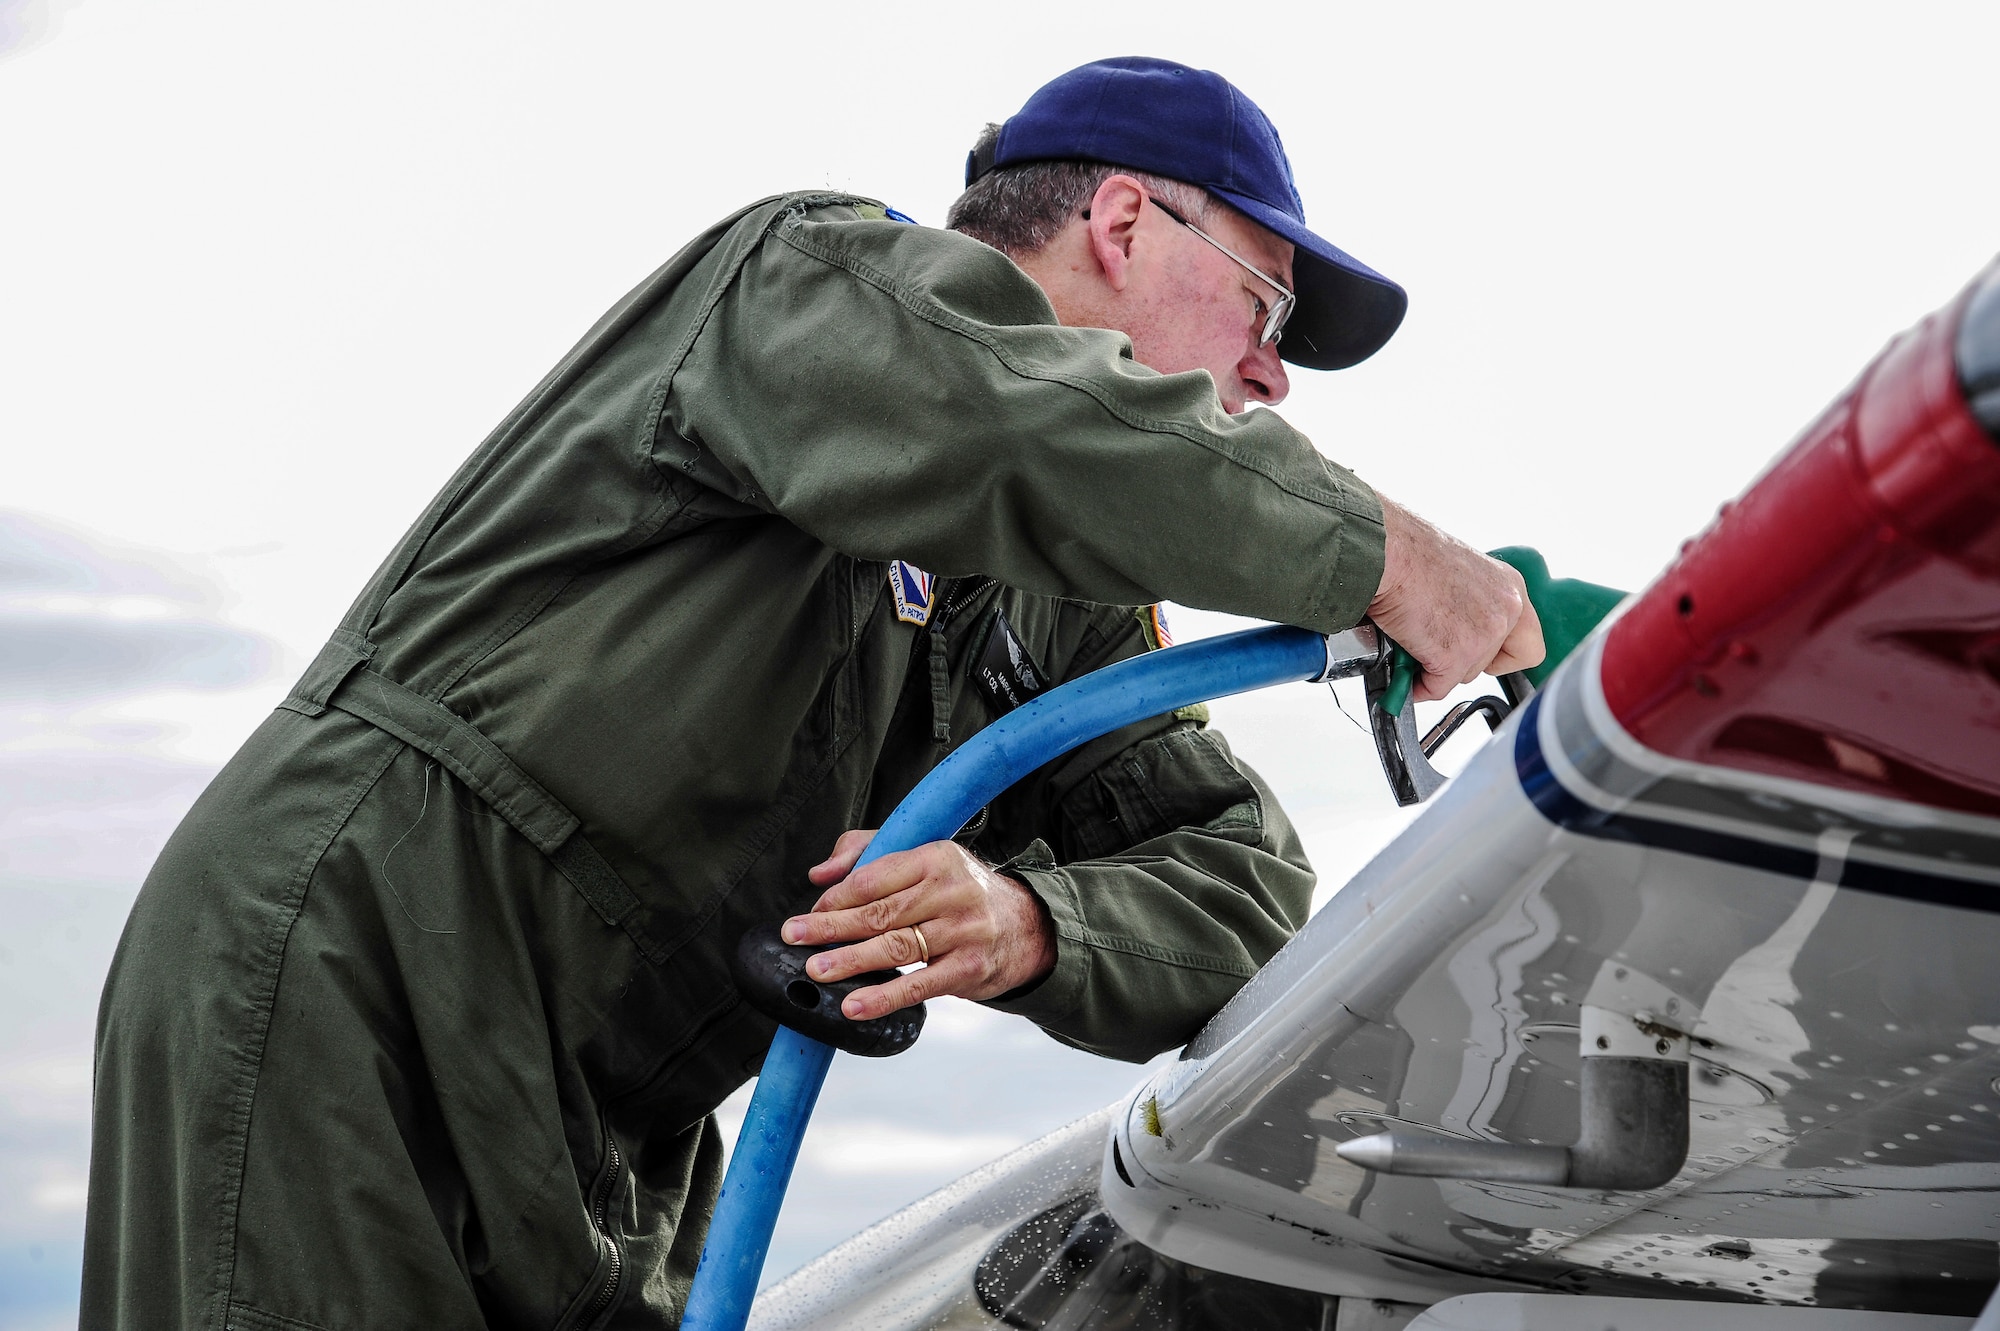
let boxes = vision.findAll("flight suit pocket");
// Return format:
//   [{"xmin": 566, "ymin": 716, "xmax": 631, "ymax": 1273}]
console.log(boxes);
[{"xmin": 1056, "ymin": 726, "xmax": 1263, "ymax": 862}]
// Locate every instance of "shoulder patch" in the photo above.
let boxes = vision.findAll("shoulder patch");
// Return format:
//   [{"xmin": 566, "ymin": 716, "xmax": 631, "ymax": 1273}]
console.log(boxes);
[
  {"xmin": 1132, "ymin": 604, "xmax": 1206, "ymax": 724},
  {"xmin": 853, "ymin": 203, "xmax": 918, "ymax": 225},
  {"xmin": 888, "ymin": 561, "xmax": 936, "ymax": 626}
]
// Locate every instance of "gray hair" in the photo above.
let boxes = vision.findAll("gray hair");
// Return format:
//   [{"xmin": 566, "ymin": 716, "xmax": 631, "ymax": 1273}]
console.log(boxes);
[{"xmin": 945, "ymin": 122, "xmax": 1213, "ymax": 258}]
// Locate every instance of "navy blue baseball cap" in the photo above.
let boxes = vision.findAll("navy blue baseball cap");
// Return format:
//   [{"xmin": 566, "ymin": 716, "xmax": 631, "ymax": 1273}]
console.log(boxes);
[{"xmin": 968, "ymin": 57, "xmax": 1406, "ymax": 371}]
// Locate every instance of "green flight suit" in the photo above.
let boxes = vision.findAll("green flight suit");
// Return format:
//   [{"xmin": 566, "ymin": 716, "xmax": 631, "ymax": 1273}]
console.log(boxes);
[{"xmin": 82, "ymin": 194, "xmax": 1386, "ymax": 1330}]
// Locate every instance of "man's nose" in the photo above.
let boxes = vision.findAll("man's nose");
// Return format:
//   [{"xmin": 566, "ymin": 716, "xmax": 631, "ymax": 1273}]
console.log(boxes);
[{"xmin": 1237, "ymin": 337, "xmax": 1289, "ymax": 407}]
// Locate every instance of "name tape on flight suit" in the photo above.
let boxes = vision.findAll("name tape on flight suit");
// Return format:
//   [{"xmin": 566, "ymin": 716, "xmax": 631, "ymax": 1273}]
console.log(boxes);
[{"xmin": 971, "ymin": 608, "xmax": 1047, "ymax": 713}]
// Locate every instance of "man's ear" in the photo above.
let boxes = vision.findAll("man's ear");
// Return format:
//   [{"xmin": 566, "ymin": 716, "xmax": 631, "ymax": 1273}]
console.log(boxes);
[{"xmin": 1084, "ymin": 175, "xmax": 1148, "ymax": 293}]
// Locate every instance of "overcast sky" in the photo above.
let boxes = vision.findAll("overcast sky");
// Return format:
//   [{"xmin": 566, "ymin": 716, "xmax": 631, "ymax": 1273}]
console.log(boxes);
[{"xmin": 4, "ymin": 2, "xmax": 1999, "ymax": 1327}]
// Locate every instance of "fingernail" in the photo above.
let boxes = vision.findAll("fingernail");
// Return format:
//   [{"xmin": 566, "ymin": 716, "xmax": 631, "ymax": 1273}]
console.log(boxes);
[
  {"xmin": 843, "ymin": 998, "xmax": 864, "ymax": 1018},
  {"xmin": 809, "ymin": 957, "xmax": 827, "ymax": 978},
  {"xmin": 782, "ymin": 921, "xmax": 803, "ymax": 944}
]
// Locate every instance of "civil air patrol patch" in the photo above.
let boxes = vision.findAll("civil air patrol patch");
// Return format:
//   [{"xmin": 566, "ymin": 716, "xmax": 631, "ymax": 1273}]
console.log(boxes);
[{"xmin": 888, "ymin": 560, "xmax": 936, "ymax": 626}]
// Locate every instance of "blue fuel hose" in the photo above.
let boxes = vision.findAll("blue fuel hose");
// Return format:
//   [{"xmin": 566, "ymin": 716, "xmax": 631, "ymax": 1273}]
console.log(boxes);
[{"xmin": 680, "ymin": 624, "xmax": 1333, "ymax": 1331}]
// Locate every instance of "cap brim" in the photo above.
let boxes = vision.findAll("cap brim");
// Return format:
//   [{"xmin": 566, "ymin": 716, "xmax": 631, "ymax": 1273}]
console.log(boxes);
[{"xmin": 1213, "ymin": 188, "xmax": 1408, "ymax": 372}]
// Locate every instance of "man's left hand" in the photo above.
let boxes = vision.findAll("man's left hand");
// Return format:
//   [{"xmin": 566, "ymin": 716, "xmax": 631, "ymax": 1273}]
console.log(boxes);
[{"xmin": 781, "ymin": 830, "xmax": 1057, "ymax": 1020}]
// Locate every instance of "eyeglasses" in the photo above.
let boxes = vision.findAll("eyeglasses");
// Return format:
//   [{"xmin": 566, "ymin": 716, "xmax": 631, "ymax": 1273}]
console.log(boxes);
[{"xmin": 1148, "ymin": 195, "xmax": 1296, "ymax": 348}]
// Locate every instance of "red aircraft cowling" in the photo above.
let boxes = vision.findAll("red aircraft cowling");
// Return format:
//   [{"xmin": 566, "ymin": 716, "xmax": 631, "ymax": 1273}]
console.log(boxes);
[{"xmin": 1600, "ymin": 263, "xmax": 2000, "ymax": 818}]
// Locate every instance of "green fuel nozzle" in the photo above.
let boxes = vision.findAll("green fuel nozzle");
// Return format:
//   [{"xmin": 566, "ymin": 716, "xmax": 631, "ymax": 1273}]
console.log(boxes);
[{"xmin": 1376, "ymin": 548, "xmax": 1626, "ymax": 718}]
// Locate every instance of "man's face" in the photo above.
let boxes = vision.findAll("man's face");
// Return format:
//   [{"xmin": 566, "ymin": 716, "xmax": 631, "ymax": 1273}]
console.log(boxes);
[
  {"xmin": 1119, "ymin": 198, "xmax": 1295, "ymax": 413},
  {"xmin": 1015, "ymin": 175, "xmax": 1299, "ymax": 413},
  {"xmin": 1068, "ymin": 178, "xmax": 1294, "ymax": 414}
]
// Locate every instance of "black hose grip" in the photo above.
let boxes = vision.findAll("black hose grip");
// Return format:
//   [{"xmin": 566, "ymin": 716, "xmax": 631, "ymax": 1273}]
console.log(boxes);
[{"xmin": 731, "ymin": 924, "xmax": 926, "ymax": 1058}]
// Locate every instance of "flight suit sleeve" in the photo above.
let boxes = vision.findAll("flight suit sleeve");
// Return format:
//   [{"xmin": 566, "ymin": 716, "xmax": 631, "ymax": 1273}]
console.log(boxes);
[
  {"xmin": 982, "ymin": 727, "xmax": 1313, "ymax": 1063},
  {"xmin": 962, "ymin": 604, "xmax": 1315, "ymax": 1064},
  {"xmin": 658, "ymin": 203, "xmax": 1385, "ymax": 634}
]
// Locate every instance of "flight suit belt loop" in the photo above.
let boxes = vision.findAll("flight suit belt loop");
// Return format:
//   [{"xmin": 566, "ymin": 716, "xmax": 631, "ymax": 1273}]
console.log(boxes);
[
  {"xmin": 280, "ymin": 638, "xmax": 645, "ymax": 937},
  {"xmin": 275, "ymin": 628, "xmax": 377, "ymax": 718}
]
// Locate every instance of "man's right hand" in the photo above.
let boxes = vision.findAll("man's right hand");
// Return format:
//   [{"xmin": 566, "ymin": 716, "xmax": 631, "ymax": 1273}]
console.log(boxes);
[{"xmin": 1367, "ymin": 494, "xmax": 1546, "ymax": 704}]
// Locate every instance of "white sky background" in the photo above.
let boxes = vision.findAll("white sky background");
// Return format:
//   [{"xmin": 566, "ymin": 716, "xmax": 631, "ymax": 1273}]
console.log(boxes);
[{"xmin": 3, "ymin": 1, "xmax": 1998, "ymax": 1325}]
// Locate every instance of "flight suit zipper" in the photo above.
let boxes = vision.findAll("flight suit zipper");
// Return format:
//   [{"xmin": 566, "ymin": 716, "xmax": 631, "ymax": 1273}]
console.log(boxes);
[
  {"xmin": 932, "ymin": 577, "xmax": 994, "ymax": 631},
  {"xmin": 574, "ymin": 1127, "xmax": 624, "ymax": 1328},
  {"xmin": 924, "ymin": 577, "xmax": 994, "ymax": 748}
]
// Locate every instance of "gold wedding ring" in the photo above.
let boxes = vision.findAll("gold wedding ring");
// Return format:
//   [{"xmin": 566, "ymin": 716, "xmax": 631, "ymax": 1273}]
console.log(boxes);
[{"xmin": 910, "ymin": 924, "xmax": 930, "ymax": 964}]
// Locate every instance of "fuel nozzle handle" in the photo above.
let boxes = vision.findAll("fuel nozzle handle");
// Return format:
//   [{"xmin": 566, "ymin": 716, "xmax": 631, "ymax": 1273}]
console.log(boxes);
[
  {"xmin": 1366, "ymin": 548, "xmax": 1626, "ymax": 805},
  {"xmin": 1488, "ymin": 546, "xmax": 1627, "ymax": 690}
]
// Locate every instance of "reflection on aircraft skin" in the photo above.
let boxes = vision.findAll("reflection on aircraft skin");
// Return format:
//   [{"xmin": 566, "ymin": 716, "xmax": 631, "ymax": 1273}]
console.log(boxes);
[
  {"xmin": 753, "ymin": 642, "xmax": 2000, "ymax": 1327},
  {"xmin": 1103, "ymin": 650, "xmax": 2000, "ymax": 1314},
  {"xmin": 1532, "ymin": 837, "xmax": 1847, "ymax": 1301},
  {"xmin": 1433, "ymin": 861, "xmax": 1565, "ymax": 1149}
]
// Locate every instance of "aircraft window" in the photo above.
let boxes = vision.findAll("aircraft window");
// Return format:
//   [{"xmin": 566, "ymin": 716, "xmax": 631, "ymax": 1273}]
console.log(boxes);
[{"xmin": 974, "ymin": 1195, "xmax": 1333, "ymax": 1329}]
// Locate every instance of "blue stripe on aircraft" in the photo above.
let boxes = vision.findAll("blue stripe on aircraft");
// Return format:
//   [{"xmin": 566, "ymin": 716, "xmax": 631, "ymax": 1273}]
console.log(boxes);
[{"xmin": 1512, "ymin": 692, "xmax": 1997, "ymax": 913}]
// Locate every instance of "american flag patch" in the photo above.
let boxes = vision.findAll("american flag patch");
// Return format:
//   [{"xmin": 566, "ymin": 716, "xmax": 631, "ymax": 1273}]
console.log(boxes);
[
  {"xmin": 1148, "ymin": 604, "xmax": 1174, "ymax": 648},
  {"xmin": 888, "ymin": 561, "xmax": 936, "ymax": 626}
]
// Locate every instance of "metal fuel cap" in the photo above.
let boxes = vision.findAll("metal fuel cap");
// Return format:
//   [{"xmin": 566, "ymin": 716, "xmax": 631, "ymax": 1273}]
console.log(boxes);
[{"xmin": 731, "ymin": 923, "xmax": 926, "ymax": 1057}]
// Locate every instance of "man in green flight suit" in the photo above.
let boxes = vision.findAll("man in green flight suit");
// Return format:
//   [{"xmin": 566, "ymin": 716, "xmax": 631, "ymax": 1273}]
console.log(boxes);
[{"xmin": 83, "ymin": 57, "xmax": 1541, "ymax": 1329}]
